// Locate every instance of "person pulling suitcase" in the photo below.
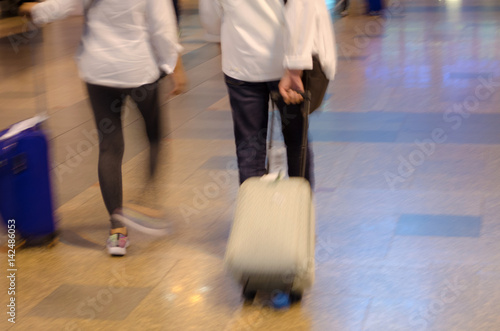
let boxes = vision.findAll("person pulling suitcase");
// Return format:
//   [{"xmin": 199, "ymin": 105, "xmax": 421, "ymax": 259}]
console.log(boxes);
[
  {"xmin": 200, "ymin": 0, "xmax": 337, "ymax": 303},
  {"xmin": 200, "ymin": 0, "xmax": 337, "ymax": 187}
]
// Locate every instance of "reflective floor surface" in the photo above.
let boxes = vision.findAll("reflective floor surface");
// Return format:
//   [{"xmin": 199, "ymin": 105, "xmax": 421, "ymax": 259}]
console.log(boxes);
[{"xmin": 1, "ymin": 0, "xmax": 500, "ymax": 330}]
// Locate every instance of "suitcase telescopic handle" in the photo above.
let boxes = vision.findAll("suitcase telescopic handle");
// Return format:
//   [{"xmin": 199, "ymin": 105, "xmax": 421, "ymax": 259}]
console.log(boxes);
[
  {"xmin": 268, "ymin": 91, "xmax": 311, "ymax": 179},
  {"xmin": 270, "ymin": 91, "xmax": 311, "ymax": 104}
]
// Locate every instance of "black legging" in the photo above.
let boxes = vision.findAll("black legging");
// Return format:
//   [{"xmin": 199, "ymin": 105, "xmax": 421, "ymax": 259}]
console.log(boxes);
[{"xmin": 86, "ymin": 81, "xmax": 161, "ymax": 220}]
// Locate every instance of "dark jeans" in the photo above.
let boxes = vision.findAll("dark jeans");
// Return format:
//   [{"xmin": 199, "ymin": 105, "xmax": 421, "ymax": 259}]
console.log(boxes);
[{"xmin": 224, "ymin": 74, "xmax": 314, "ymax": 186}]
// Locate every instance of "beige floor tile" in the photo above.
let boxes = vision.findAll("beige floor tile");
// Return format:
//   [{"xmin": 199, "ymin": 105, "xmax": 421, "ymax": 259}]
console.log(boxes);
[{"xmin": 3, "ymin": 1, "xmax": 500, "ymax": 329}]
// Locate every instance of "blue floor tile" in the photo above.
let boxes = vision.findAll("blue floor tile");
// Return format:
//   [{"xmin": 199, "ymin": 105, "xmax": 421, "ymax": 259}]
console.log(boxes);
[
  {"xmin": 181, "ymin": 43, "xmax": 221, "ymax": 71},
  {"xmin": 448, "ymin": 72, "xmax": 494, "ymax": 79},
  {"xmin": 395, "ymin": 214, "xmax": 481, "ymax": 237},
  {"xmin": 405, "ymin": 6, "xmax": 500, "ymax": 12},
  {"xmin": 311, "ymin": 130, "xmax": 399, "ymax": 143},
  {"xmin": 170, "ymin": 127, "xmax": 235, "ymax": 140},
  {"xmin": 337, "ymin": 55, "xmax": 369, "ymax": 61}
]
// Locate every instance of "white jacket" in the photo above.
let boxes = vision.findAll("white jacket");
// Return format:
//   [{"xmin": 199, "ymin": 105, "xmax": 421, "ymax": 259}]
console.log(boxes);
[
  {"xmin": 199, "ymin": 0, "xmax": 336, "ymax": 82},
  {"xmin": 32, "ymin": 0, "xmax": 182, "ymax": 88}
]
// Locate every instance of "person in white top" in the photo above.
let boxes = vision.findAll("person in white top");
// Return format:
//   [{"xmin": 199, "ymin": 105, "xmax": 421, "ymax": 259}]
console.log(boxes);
[
  {"xmin": 199, "ymin": 0, "xmax": 336, "ymax": 185},
  {"xmin": 19, "ymin": 0, "xmax": 186, "ymax": 256}
]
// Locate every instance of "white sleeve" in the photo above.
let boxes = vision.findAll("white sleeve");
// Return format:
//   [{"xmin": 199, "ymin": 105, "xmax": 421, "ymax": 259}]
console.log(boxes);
[
  {"xmin": 284, "ymin": 0, "xmax": 337, "ymax": 80},
  {"xmin": 199, "ymin": 0, "xmax": 222, "ymax": 42},
  {"xmin": 283, "ymin": 0, "xmax": 315, "ymax": 70},
  {"xmin": 146, "ymin": 0, "xmax": 183, "ymax": 74},
  {"xmin": 31, "ymin": 0, "xmax": 85, "ymax": 25}
]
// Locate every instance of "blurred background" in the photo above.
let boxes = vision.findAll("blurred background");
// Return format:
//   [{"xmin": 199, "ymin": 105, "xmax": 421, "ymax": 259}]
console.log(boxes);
[{"xmin": 1, "ymin": 0, "xmax": 500, "ymax": 330}]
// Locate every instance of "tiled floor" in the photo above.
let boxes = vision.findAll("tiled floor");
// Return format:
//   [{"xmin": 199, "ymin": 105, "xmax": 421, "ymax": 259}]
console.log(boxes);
[{"xmin": 2, "ymin": 0, "xmax": 500, "ymax": 330}]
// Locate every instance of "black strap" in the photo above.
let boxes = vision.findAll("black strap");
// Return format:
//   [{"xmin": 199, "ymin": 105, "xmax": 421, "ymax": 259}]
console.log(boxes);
[
  {"xmin": 269, "ymin": 92, "xmax": 310, "ymax": 179},
  {"xmin": 266, "ymin": 101, "xmax": 277, "ymax": 175},
  {"xmin": 278, "ymin": 0, "xmax": 310, "ymax": 179}
]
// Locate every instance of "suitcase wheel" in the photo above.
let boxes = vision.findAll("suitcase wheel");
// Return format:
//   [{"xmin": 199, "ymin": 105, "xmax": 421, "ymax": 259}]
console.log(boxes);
[
  {"xmin": 242, "ymin": 290, "xmax": 257, "ymax": 302},
  {"xmin": 242, "ymin": 287, "xmax": 257, "ymax": 301},
  {"xmin": 289, "ymin": 290, "xmax": 303, "ymax": 303},
  {"xmin": 271, "ymin": 291, "xmax": 290, "ymax": 309},
  {"xmin": 242, "ymin": 280, "xmax": 257, "ymax": 302}
]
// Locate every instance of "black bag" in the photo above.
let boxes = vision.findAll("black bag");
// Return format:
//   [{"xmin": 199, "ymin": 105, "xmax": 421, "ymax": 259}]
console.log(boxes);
[
  {"xmin": 283, "ymin": 0, "xmax": 329, "ymax": 113},
  {"xmin": 301, "ymin": 55, "xmax": 329, "ymax": 113}
]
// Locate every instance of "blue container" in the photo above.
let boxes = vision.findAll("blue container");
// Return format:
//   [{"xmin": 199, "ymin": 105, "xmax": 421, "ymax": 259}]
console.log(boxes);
[
  {"xmin": 0, "ymin": 119, "xmax": 57, "ymax": 245},
  {"xmin": 271, "ymin": 291, "xmax": 291, "ymax": 309},
  {"xmin": 367, "ymin": 0, "xmax": 384, "ymax": 12}
]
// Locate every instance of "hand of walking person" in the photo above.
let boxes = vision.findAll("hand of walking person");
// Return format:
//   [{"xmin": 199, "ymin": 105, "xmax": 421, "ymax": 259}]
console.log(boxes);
[
  {"xmin": 279, "ymin": 69, "xmax": 304, "ymax": 104},
  {"xmin": 171, "ymin": 67, "xmax": 187, "ymax": 95},
  {"xmin": 18, "ymin": 2, "xmax": 37, "ymax": 17},
  {"xmin": 170, "ymin": 58, "xmax": 188, "ymax": 95}
]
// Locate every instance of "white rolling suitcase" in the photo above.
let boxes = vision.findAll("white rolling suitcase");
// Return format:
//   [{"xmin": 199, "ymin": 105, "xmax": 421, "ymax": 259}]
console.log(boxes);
[{"xmin": 224, "ymin": 92, "xmax": 315, "ymax": 302}]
